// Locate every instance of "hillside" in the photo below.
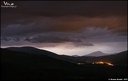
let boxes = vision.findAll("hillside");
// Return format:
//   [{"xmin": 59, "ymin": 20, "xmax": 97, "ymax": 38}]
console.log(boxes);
[
  {"xmin": 89, "ymin": 51, "xmax": 127, "ymax": 65},
  {"xmin": 1, "ymin": 48, "xmax": 77, "ymax": 69},
  {"xmin": 85, "ymin": 51, "xmax": 107, "ymax": 57},
  {"xmin": 6, "ymin": 47, "xmax": 85, "ymax": 63},
  {"xmin": 1, "ymin": 48, "xmax": 127, "ymax": 80},
  {"xmin": 1, "ymin": 48, "xmax": 79, "ymax": 80}
]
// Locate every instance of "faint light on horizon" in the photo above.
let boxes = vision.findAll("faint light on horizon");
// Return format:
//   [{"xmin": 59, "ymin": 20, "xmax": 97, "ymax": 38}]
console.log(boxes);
[{"xmin": 93, "ymin": 61, "xmax": 114, "ymax": 66}]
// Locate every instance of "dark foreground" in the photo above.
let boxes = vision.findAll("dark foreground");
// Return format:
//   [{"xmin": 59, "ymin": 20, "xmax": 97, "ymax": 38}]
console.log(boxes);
[{"xmin": 1, "ymin": 48, "xmax": 127, "ymax": 80}]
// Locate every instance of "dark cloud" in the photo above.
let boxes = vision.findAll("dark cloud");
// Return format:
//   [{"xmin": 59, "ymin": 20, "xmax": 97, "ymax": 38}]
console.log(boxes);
[
  {"xmin": 1, "ymin": 1, "xmax": 127, "ymax": 36},
  {"xmin": 1, "ymin": 1, "xmax": 127, "ymax": 16},
  {"xmin": 1, "ymin": 27, "xmax": 127, "ymax": 47},
  {"xmin": 24, "ymin": 34, "xmax": 74, "ymax": 43},
  {"xmin": 1, "ymin": 1, "xmax": 127, "ymax": 49},
  {"xmin": 1, "ymin": 16, "xmax": 127, "ymax": 37},
  {"xmin": 1, "ymin": 1, "xmax": 127, "ymax": 24}
]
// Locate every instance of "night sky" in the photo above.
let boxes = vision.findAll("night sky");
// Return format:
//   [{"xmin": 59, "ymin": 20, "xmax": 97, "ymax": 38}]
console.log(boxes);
[{"xmin": 1, "ymin": 1, "xmax": 127, "ymax": 55}]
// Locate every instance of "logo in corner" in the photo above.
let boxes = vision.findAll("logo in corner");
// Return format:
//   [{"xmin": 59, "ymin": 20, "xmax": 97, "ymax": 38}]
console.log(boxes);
[{"xmin": 1, "ymin": 1, "xmax": 17, "ymax": 8}]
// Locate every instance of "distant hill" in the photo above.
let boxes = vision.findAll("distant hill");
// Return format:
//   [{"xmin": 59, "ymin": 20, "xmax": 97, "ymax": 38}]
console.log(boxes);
[
  {"xmin": 1, "ymin": 48, "xmax": 77, "ymax": 69},
  {"xmin": 72, "ymin": 55, "xmax": 80, "ymax": 57},
  {"xmin": 6, "ymin": 47, "xmax": 127, "ymax": 65},
  {"xmin": 89, "ymin": 51, "xmax": 127, "ymax": 65},
  {"xmin": 84, "ymin": 51, "xmax": 107, "ymax": 57},
  {"xmin": 1, "ymin": 48, "xmax": 81, "ymax": 80},
  {"xmin": 6, "ymin": 46, "xmax": 58, "ymax": 56},
  {"xmin": 6, "ymin": 46, "xmax": 83, "ymax": 63},
  {"xmin": 6, "ymin": 47, "xmax": 90, "ymax": 63}
]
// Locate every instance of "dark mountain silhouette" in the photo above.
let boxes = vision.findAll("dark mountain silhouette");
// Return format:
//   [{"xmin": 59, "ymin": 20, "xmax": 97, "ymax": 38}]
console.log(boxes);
[
  {"xmin": 85, "ymin": 51, "xmax": 107, "ymax": 57},
  {"xmin": 6, "ymin": 47, "xmax": 90, "ymax": 63},
  {"xmin": 1, "ymin": 48, "xmax": 77, "ymax": 69},
  {"xmin": 72, "ymin": 55, "xmax": 80, "ymax": 57},
  {"xmin": 1, "ymin": 48, "xmax": 79, "ymax": 80},
  {"xmin": 1, "ymin": 47, "xmax": 127, "ymax": 80},
  {"xmin": 6, "ymin": 47, "xmax": 127, "ymax": 65},
  {"xmin": 6, "ymin": 46, "xmax": 58, "ymax": 56}
]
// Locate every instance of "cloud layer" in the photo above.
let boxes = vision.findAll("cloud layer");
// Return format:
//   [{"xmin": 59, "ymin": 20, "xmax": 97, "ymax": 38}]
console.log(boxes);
[
  {"xmin": 1, "ymin": 27, "xmax": 127, "ymax": 47},
  {"xmin": 1, "ymin": 1, "xmax": 127, "ymax": 55}
]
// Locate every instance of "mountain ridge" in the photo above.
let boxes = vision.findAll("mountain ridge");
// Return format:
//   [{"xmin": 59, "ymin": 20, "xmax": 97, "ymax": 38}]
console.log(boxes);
[
  {"xmin": 1, "ymin": 47, "xmax": 127, "ymax": 80},
  {"xmin": 84, "ymin": 51, "xmax": 107, "ymax": 57}
]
